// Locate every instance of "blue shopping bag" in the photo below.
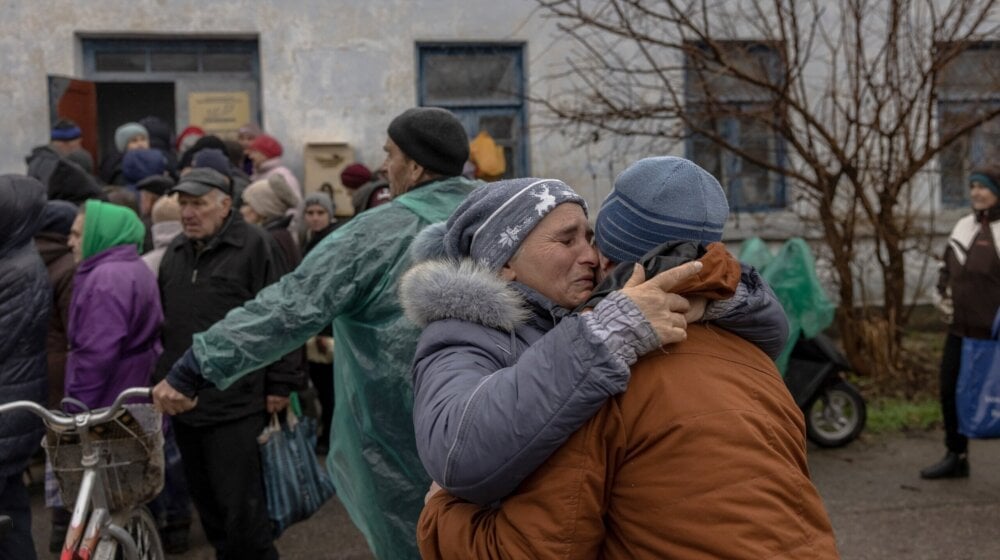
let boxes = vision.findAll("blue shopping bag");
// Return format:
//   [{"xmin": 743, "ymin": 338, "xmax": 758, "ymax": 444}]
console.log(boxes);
[
  {"xmin": 258, "ymin": 409, "xmax": 336, "ymax": 536},
  {"xmin": 956, "ymin": 310, "xmax": 1000, "ymax": 439}
]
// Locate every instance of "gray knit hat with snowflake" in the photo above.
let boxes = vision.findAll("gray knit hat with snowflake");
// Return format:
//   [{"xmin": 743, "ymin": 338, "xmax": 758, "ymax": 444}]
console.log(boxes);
[{"xmin": 444, "ymin": 178, "xmax": 588, "ymax": 271}]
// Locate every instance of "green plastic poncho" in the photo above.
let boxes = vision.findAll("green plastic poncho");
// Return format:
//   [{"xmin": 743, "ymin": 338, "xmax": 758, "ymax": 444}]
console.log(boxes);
[
  {"xmin": 82, "ymin": 199, "xmax": 145, "ymax": 259},
  {"xmin": 191, "ymin": 176, "xmax": 476, "ymax": 559},
  {"xmin": 738, "ymin": 237, "xmax": 835, "ymax": 373}
]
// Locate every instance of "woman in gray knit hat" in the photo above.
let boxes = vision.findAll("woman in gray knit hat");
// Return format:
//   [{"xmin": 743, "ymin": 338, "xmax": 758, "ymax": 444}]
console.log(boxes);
[{"xmin": 401, "ymin": 172, "xmax": 784, "ymax": 509}]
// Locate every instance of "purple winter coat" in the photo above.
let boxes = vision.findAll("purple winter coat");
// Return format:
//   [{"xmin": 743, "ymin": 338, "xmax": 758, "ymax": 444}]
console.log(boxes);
[{"xmin": 66, "ymin": 245, "xmax": 163, "ymax": 409}]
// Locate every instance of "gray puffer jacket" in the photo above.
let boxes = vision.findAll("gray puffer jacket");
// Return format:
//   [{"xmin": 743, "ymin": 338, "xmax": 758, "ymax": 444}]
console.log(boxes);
[
  {"xmin": 402, "ymin": 254, "xmax": 788, "ymax": 506},
  {"xmin": 0, "ymin": 175, "xmax": 51, "ymax": 477}
]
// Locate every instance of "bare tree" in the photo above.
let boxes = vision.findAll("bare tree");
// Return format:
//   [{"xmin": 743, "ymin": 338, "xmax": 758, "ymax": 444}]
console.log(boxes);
[{"xmin": 535, "ymin": 0, "xmax": 1000, "ymax": 386}]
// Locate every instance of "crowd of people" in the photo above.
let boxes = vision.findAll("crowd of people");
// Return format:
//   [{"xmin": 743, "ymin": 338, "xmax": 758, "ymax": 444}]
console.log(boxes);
[
  {"xmin": 1, "ymin": 116, "xmax": 389, "ymax": 559},
  {"xmin": 1, "ymin": 104, "xmax": 997, "ymax": 560}
]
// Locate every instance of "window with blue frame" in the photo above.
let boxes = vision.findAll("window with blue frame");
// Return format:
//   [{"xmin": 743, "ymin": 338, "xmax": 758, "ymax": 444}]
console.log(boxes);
[
  {"xmin": 937, "ymin": 42, "xmax": 1000, "ymax": 207},
  {"xmin": 684, "ymin": 41, "xmax": 786, "ymax": 212},
  {"xmin": 418, "ymin": 44, "xmax": 527, "ymax": 179}
]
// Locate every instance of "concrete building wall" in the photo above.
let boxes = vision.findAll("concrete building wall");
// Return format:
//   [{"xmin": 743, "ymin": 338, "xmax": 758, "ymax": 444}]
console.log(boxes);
[
  {"xmin": 0, "ymin": 0, "xmax": 635, "ymax": 211},
  {"xmin": 2, "ymin": 0, "xmax": 994, "ymax": 307}
]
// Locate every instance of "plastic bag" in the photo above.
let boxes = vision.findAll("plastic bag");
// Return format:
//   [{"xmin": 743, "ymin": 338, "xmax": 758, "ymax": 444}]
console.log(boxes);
[
  {"xmin": 258, "ymin": 409, "xmax": 336, "ymax": 536},
  {"xmin": 469, "ymin": 131, "xmax": 506, "ymax": 178},
  {"xmin": 956, "ymin": 310, "xmax": 1000, "ymax": 439},
  {"xmin": 738, "ymin": 237, "xmax": 835, "ymax": 373}
]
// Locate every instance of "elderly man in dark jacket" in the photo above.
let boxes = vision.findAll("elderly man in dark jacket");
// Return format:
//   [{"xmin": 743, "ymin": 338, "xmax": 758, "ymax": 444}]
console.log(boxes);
[
  {"xmin": 0, "ymin": 174, "xmax": 51, "ymax": 560},
  {"xmin": 153, "ymin": 167, "xmax": 303, "ymax": 560}
]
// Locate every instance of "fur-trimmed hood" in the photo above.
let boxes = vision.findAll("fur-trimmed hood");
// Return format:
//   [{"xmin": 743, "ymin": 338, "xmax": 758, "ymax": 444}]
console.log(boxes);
[{"xmin": 400, "ymin": 258, "xmax": 531, "ymax": 331}]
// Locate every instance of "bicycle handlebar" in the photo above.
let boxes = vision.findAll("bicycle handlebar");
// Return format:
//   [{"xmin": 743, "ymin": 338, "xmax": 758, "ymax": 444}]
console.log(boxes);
[{"xmin": 0, "ymin": 387, "xmax": 152, "ymax": 430}]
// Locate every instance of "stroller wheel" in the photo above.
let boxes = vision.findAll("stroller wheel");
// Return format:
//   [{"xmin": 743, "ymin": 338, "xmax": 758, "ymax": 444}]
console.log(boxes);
[{"xmin": 806, "ymin": 380, "xmax": 866, "ymax": 448}]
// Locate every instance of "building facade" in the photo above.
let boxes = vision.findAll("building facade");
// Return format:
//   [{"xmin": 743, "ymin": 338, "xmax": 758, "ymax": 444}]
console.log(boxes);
[{"xmin": 3, "ymin": 0, "xmax": 998, "ymax": 304}]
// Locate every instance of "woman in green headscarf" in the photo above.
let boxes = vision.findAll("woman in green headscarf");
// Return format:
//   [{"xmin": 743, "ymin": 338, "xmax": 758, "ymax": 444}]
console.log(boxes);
[{"xmin": 65, "ymin": 199, "xmax": 162, "ymax": 408}]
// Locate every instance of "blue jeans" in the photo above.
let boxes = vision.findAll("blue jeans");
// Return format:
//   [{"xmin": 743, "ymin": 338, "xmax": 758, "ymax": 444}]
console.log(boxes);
[{"xmin": 0, "ymin": 472, "xmax": 37, "ymax": 560}]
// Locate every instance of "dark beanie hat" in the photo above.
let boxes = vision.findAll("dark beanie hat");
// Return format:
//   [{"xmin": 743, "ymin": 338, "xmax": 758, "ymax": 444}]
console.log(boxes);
[
  {"xmin": 122, "ymin": 149, "xmax": 167, "ymax": 185},
  {"xmin": 340, "ymin": 163, "xmax": 372, "ymax": 189},
  {"xmin": 178, "ymin": 135, "xmax": 228, "ymax": 170},
  {"xmin": 40, "ymin": 200, "xmax": 80, "ymax": 236},
  {"xmin": 192, "ymin": 148, "xmax": 232, "ymax": 179},
  {"xmin": 48, "ymin": 159, "xmax": 105, "ymax": 204},
  {"xmin": 51, "ymin": 119, "xmax": 82, "ymax": 141},
  {"xmin": 970, "ymin": 165, "xmax": 1000, "ymax": 198},
  {"xmin": 65, "ymin": 149, "xmax": 94, "ymax": 175},
  {"xmin": 138, "ymin": 115, "xmax": 173, "ymax": 152},
  {"xmin": 387, "ymin": 107, "xmax": 469, "ymax": 177}
]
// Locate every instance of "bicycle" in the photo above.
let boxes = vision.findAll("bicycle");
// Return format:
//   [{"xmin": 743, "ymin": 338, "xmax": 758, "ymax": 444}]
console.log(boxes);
[{"xmin": 0, "ymin": 387, "xmax": 165, "ymax": 560}]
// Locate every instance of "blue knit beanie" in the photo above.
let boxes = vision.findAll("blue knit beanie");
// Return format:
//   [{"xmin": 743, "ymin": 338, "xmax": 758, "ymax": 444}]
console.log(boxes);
[
  {"xmin": 192, "ymin": 148, "xmax": 232, "ymax": 178},
  {"xmin": 595, "ymin": 156, "xmax": 728, "ymax": 264},
  {"xmin": 51, "ymin": 119, "xmax": 82, "ymax": 141},
  {"xmin": 444, "ymin": 178, "xmax": 587, "ymax": 271},
  {"xmin": 122, "ymin": 149, "xmax": 167, "ymax": 185}
]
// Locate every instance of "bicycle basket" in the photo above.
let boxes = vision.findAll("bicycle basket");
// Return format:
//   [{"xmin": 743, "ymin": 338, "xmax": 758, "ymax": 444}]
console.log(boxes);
[{"xmin": 43, "ymin": 404, "xmax": 165, "ymax": 512}]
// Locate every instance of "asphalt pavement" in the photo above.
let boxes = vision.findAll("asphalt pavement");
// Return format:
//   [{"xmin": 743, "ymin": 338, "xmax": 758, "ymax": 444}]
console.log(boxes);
[
  {"xmin": 27, "ymin": 429, "xmax": 1000, "ymax": 559},
  {"xmin": 809, "ymin": 430, "xmax": 1000, "ymax": 560}
]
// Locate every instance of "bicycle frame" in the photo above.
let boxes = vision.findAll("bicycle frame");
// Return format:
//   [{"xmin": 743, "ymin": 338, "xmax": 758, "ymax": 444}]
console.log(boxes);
[
  {"xmin": 0, "ymin": 387, "xmax": 153, "ymax": 560},
  {"xmin": 63, "ymin": 441, "xmax": 142, "ymax": 560}
]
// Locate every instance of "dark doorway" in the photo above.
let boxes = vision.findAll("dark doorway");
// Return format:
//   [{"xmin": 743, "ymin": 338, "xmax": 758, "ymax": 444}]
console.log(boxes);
[{"xmin": 96, "ymin": 82, "xmax": 175, "ymax": 158}]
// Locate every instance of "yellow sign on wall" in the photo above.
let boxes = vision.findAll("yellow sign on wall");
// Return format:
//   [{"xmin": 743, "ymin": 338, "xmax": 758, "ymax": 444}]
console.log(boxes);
[{"xmin": 188, "ymin": 92, "xmax": 250, "ymax": 138}]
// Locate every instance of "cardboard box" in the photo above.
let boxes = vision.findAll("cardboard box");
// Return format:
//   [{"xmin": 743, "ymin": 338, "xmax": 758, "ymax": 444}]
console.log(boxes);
[{"xmin": 303, "ymin": 142, "xmax": 355, "ymax": 217}]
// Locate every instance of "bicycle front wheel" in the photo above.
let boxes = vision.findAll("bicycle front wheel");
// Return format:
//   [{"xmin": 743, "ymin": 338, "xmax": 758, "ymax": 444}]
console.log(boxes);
[{"xmin": 93, "ymin": 506, "xmax": 165, "ymax": 560}]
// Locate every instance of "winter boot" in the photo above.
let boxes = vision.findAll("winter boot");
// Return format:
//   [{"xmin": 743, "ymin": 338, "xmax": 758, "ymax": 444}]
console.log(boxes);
[{"xmin": 919, "ymin": 451, "xmax": 969, "ymax": 479}]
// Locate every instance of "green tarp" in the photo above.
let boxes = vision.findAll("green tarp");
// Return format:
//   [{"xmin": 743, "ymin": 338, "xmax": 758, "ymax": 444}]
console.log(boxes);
[{"xmin": 739, "ymin": 237, "xmax": 836, "ymax": 373}]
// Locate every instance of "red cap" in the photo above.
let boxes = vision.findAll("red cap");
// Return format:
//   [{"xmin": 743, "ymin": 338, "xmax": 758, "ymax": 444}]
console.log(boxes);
[
  {"xmin": 340, "ymin": 163, "xmax": 373, "ymax": 189},
  {"xmin": 175, "ymin": 126, "xmax": 205, "ymax": 151},
  {"xmin": 248, "ymin": 134, "xmax": 283, "ymax": 160}
]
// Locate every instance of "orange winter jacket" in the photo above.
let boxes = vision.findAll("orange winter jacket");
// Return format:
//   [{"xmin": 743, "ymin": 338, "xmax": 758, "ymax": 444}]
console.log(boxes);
[{"xmin": 419, "ymin": 323, "xmax": 839, "ymax": 559}]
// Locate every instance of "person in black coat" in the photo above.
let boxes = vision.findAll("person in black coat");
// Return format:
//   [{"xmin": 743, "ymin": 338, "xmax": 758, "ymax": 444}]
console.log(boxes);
[
  {"xmin": 921, "ymin": 164, "xmax": 1000, "ymax": 479},
  {"xmin": 0, "ymin": 174, "xmax": 51, "ymax": 560},
  {"xmin": 302, "ymin": 192, "xmax": 342, "ymax": 255},
  {"xmin": 300, "ymin": 192, "xmax": 343, "ymax": 452},
  {"xmin": 153, "ymin": 168, "xmax": 304, "ymax": 560}
]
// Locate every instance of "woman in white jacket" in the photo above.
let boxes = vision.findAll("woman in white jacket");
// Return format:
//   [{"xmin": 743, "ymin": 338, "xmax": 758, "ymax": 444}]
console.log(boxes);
[{"xmin": 921, "ymin": 164, "xmax": 1000, "ymax": 479}]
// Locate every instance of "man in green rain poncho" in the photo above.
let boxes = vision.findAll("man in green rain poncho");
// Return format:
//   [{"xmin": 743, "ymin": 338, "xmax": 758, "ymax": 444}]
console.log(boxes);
[{"xmin": 153, "ymin": 107, "xmax": 478, "ymax": 559}]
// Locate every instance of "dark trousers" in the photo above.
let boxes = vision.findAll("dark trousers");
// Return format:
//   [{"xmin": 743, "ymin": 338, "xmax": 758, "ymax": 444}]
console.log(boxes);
[
  {"xmin": 939, "ymin": 333, "xmax": 969, "ymax": 454},
  {"xmin": 0, "ymin": 472, "xmax": 37, "ymax": 560},
  {"xmin": 308, "ymin": 361, "xmax": 334, "ymax": 440},
  {"xmin": 149, "ymin": 421, "xmax": 193, "ymax": 528},
  {"xmin": 174, "ymin": 414, "xmax": 277, "ymax": 560}
]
